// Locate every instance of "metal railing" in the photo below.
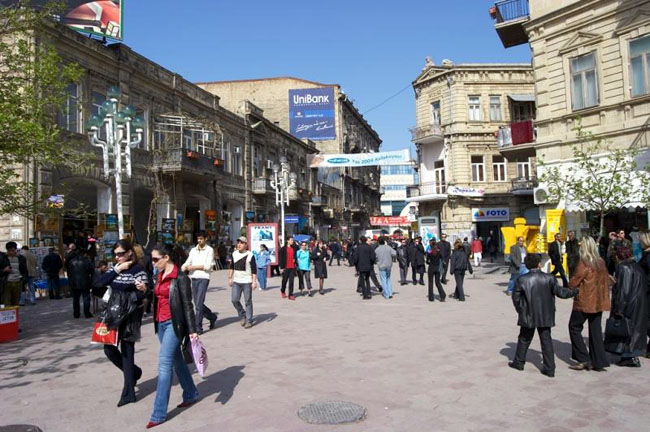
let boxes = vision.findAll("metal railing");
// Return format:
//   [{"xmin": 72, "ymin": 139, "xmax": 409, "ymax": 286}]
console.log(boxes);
[
  {"xmin": 408, "ymin": 182, "xmax": 446, "ymax": 197},
  {"xmin": 493, "ymin": 0, "xmax": 529, "ymax": 23},
  {"xmin": 511, "ymin": 176, "xmax": 537, "ymax": 192}
]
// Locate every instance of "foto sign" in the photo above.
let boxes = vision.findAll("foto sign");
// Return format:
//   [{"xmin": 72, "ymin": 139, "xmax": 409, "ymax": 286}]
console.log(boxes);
[{"xmin": 471, "ymin": 208, "xmax": 510, "ymax": 222}]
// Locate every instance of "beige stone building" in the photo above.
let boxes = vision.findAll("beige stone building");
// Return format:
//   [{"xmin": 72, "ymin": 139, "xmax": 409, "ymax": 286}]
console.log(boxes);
[
  {"xmin": 0, "ymin": 23, "xmax": 316, "ymax": 252},
  {"xmin": 492, "ymin": 0, "xmax": 650, "ymax": 235},
  {"xmin": 197, "ymin": 77, "xmax": 382, "ymax": 240},
  {"xmin": 407, "ymin": 61, "xmax": 536, "ymax": 245}
]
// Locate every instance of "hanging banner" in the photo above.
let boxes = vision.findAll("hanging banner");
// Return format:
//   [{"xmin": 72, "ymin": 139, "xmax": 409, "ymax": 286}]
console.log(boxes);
[
  {"xmin": 447, "ymin": 185, "xmax": 486, "ymax": 197},
  {"xmin": 369, "ymin": 216, "xmax": 410, "ymax": 226},
  {"xmin": 308, "ymin": 149, "xmax": 410, "ymax": 168}
]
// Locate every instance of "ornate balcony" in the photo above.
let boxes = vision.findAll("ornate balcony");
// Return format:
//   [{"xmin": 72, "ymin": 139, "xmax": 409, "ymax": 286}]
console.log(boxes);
[
  {"xmin": 511, "ymin": 176, "xmax": 537, "ymax": 195},
  {"xmin": 409, "ymin": 123, "xmax": 443, "ymax": 144}
]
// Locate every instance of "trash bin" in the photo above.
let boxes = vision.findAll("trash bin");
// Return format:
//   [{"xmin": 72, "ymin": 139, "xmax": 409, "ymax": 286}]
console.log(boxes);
[{"xmin": 0, "ymin": 306, "xmax": 19, "ymax": 343}]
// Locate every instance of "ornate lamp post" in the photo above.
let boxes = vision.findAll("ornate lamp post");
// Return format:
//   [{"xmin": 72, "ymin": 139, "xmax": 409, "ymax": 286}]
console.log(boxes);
[
  {"xmin": 269, "ymin": 156, "xmax": 297, "ymax": 246},
  {"xmin": 86, "ymin": 86, "xmax": 144, "ymax": 239}
]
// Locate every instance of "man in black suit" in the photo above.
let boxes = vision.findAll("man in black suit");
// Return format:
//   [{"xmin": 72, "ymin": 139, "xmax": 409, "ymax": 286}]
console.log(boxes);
[
  {"xmin": 548, "ymin": 233, "xmax": 569, "ymax": 287},
  {"xmin": 438, "ymin": 234, "xmax": 451, "ymax": 284},
  {"xmin": 410, "ymin": 237, "xmax": 426, "ymax": 285},
  {"xmin": 351, "ymin": 236, "xmax": 376, "ymax": 299}
]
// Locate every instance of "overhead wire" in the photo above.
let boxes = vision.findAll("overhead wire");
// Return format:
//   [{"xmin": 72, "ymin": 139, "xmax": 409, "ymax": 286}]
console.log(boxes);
[{"xmin": 361, "ymin": 82, "xmax": 413, "ymax": 115}]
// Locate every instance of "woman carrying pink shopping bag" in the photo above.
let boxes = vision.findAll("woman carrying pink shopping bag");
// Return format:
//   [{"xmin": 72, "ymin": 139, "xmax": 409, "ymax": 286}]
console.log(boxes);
[{"xmin": 147, "ymin": 243, "xmax": 200, "ymax": 429}]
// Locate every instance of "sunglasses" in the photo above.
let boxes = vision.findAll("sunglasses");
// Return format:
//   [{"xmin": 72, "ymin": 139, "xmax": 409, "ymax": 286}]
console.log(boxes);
[
  {"xmin": 151, "ymin": 256, "xmax": 161, "ymax": 263},
  {"xmin": 115, "ymin": 251, "xmax": 127, "ymax": 257}
]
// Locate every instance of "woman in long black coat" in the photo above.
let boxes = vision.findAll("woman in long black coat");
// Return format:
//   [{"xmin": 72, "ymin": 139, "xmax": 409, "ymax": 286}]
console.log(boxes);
[
  {"xmin": 637, "ymin": 233, "xmax": 650, "ymax": 357},
  {"xmin": 449, "ymin": 240, "xmax": 473, "ymax": 301},
  {"xmin": 311, "ymin": 240, "xmax": 329, "ymax": 295},
  {"xmin": 606, "ymin": 246, "xmax": 648, "ymax": 367},
  {"xmin": 426, "ymin": 240, "xmax": 445, "ymax": 302}
]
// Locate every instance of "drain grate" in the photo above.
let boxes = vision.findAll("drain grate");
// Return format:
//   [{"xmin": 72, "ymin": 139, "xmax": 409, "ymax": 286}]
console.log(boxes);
[
  {"xmin": 298, "ymin": 401, "xmax": 366, "ymax": 425},
  {"xmin": 0, "ymin": 426, "xmax": 43, "ymax": 432}
]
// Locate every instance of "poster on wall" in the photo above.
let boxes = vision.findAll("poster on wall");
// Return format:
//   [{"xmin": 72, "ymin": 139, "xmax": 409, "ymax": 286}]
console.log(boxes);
[
  {"xmin": 105, "ymin": 214, "xmax": 118, "ymax": 231},
  {"xmin": 161, "ymin": 218, "xmax": 175, "ymax": 232},
  {"xmin": 205, "ymin": 210, "xmax": 217, "ymax": 235},
  {"xmin": 546, "ymin": 209, "xmax": 566, "ymax": 242},
  {"xmin": 289, "ymin": 87, "xmax": 336, "ymax": 140},
  {"xmin": 247, "ymin": 223, "xmax": 279, "ymax": 266}
]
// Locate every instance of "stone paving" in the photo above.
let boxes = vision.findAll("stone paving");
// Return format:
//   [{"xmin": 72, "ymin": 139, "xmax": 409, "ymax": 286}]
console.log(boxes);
[{"xmin": 1, "ymin": 262, "xmax": 649, "ymax": 431}]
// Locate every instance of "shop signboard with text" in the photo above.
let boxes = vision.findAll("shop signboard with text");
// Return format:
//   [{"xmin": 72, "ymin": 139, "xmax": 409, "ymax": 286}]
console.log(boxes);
[
  {"xmin": 471, "ymin": 208, "xmax": 510, "ymax": 222},
  {"xmin": 369, "ymin": 216, "xmax": 410, "ymax": 226}
]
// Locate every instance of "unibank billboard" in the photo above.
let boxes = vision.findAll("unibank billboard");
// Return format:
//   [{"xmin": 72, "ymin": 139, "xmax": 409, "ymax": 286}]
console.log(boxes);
[
  {"xmin": 289, "ymin": 87, "xmax": 336, "ymax": 140},
  {"xmin": 2, "ymin": 0, "xmax": 123, "ymax": 41}
]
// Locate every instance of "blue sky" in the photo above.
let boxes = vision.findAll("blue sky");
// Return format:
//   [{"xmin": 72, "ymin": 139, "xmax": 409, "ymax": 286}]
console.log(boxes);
[{"xmin": 123, "ymin": 1, "xmax": 531, "ymax": 154}]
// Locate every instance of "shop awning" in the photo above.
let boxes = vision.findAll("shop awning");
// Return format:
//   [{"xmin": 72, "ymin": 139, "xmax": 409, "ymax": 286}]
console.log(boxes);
[{"xmin": 508, "ymin": 94, "xmax": 535, "ymax": 102}]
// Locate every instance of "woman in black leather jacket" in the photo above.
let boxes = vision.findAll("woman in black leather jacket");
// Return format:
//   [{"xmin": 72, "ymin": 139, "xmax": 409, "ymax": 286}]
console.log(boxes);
[
  {"xmin": 147, "ymin": 244, "xmax": 199, "ymax": 429},
  {"xmin": 426, "ymin": 240, "xmax": 446, "ymax": 302}
]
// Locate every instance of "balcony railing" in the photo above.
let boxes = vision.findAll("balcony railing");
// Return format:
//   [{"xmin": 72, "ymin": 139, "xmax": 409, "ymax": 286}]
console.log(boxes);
[
  {"xmin": 497, "ymin": 120, "xmax": 535, "ymax": 147},
  {"xmin": 311, "ymin": 195, "xmax": 328, "ymax": 207},
  {"xmin": 511, "ymin": 176, "xmax": 537, "ymax": 194},
  {"xmin": 491, "ymin": 0, "xmax": 529, "ymax": 23},
  {"xmin": 253, "ymin": 178, "xmax": 271, "ymax": 194},
  {"xmin": 407, "ymin": 182, "xmax": 446, "ymax": 198},
  {"xmin": 409, "ymin": 123, "xmax": 443, "ymax": 143}
]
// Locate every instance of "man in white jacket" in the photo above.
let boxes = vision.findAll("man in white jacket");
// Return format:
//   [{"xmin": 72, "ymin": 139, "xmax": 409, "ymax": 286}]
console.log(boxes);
[{"xmin": 182, "ymin": 231, "xmax": 218, "ymax": 334}]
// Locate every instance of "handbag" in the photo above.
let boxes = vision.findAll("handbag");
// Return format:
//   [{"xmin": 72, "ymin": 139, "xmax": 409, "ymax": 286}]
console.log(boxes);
[
  {"xmin": 605, "ymin": 316, "xmax": 631, "ymax": 339},
  {"xmin": 190, "ymin": 338, "xmax": 209, "ymax": 377},
  {"xmin": 90, "ymin": 321, "xmax": 119, "ymax": 346}
]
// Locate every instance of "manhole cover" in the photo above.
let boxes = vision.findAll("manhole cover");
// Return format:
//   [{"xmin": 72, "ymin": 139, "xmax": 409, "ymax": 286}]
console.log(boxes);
[
  {"xmin": 0, "ymin": 358, "xmax": 28, "ymax": 370},
  {"xmin": 0, "ymin": 426, "xmax": 43, "ymax": 432},
  {"xmin": 298, "ymin": 401, "xmax": 366, "ymax": 425}
]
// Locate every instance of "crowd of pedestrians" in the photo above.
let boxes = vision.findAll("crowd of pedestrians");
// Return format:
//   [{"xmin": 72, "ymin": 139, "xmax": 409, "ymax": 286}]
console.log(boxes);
[{"xmin": 3, "ymin": 225, "xmax": 650, "ymax": 427}]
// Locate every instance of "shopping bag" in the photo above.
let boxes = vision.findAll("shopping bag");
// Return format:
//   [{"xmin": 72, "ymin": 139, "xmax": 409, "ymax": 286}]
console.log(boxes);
[
  {"xmin": 190, "ymin": 338, "xmax": 209, "ymax": 377},
  {"xmin": 90, "ymin": 321, "xmax": 119, "ymax": 346}
]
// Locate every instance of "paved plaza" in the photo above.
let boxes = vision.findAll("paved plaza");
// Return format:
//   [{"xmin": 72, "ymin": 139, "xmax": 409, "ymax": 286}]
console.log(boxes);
[{"xmin": 1, "ymin": 263, "xmax": 649, "ymax": 431}]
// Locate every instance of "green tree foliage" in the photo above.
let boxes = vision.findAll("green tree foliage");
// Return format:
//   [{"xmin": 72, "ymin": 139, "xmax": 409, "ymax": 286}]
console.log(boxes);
[
  {"xmin": 539, "ymin": 123, "xmax": 648, "ymax": 236},
  {"xmin": 0, "ymin": 1, "xmax": 84, "ymax": 216}
]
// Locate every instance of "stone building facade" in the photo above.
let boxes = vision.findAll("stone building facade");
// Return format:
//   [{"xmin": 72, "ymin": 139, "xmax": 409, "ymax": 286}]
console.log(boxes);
[
  {"xmin": 196, "ymin": 77, "xmax": 383, "ymax": 240},
  {"xmin": 407, "ymin": 61, "xmax": 536, "ymax": 246},
  {"xmin": 0, "ymin": 24, "xmax": 316, "ymax": 252},
  {"xmin": 492, "ymin": 0, "xmax": 650, "ymax": 235}
]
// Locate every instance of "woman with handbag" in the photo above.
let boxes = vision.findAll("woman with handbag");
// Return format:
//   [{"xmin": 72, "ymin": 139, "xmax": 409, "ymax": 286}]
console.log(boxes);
[
  {"xmin": 97, "ymin": 240, "xmax": 148, "ymax": 407},
  {"xmin": 426, "ymin": 240, "xmax": 446, "ymax": 302},
  {"xmin": 147, "ymin": 243, "xmax": 200, "ymax": 429},
  {"xmin": 311, "ymin": 240, "xmax": 330, "ymax": 295},
  {"xmin": 567, "ymin": 236, "xmax": 611, "ymax": 371},
  {"xmin": 605, "ymin": 245, "xmax": 648, "ymax": 368}
]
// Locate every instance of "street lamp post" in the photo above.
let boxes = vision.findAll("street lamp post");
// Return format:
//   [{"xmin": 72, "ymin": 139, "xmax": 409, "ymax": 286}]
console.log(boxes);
[
  {"xmin": 86, "ymin": 86, "xmax": 144, "ymax": 240},
  {"xmin": 269, "ymin": 156, "xmax": 297, "ymax": 246}
]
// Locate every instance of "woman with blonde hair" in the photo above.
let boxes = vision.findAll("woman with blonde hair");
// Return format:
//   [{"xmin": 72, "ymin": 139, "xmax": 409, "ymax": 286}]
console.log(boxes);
[{"xmin": 567, "ymin": 236, "xmax": 611, "ymax": 371}]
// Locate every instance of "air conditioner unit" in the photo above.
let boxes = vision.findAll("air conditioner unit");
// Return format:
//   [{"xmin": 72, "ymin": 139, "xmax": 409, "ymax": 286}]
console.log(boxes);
[
  {"xmin": 234, "ymin": 147, "xmax": 241, "ymax": 154},
  {"xmin": 266, "ymin": 160, "xmax": 273, "ymax": 169},
  {"xmin": 533, "ymin": 187, "xmax": 550, "ymax": 205}
]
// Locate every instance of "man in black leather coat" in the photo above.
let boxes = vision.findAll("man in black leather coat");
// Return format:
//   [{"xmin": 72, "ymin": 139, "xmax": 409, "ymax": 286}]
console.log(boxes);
[
  {"xmin": 438, "ymin": 234, "xmax": 451, "ymax": 284},
  {"xmin": 509, "ymin": 253, "xmax": 577, "ymax": 377},
  {"xmin": 351, "ymin": 236, "xmax": 376, "ymax": 300}
]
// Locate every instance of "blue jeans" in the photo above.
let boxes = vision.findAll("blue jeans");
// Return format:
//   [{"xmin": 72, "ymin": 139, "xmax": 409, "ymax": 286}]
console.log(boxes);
[
  {"xmin": 507, "ymin": 265, "xmax": 529, "ymax": 293},
  {"xmin": 379, "ymin": 268, "xmax": 392, "ymax": 299},
  {"xmin": 150, "ymin": 320, "xmax": 199, "ymax": 423},
  {"xmin": 20, "ymin": 276, "xmax": 36, "ymax": 305},
  {"xmin": 232, "ymin": 282, "xmax": 253, "ymax": 323},
  {"xmin": 257, "ymin": 267, "xmax": 268, "ymax": 290}
]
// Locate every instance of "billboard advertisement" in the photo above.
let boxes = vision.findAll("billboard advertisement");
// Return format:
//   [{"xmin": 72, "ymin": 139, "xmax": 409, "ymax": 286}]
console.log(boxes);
[
  {"xmin": 247, "ymin": 223, "xmax": 279, "ymax": 266},
  {"xmin": 289, "ymin": 87, "xmax": 336, "ymax": 140},
  {"xmin": 2, "ymin": 1, "xmax": 123, "ymax": 40},
  {"xmin": 308, "ymin": 149, "xmax": 410, "ymax": 168}
]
